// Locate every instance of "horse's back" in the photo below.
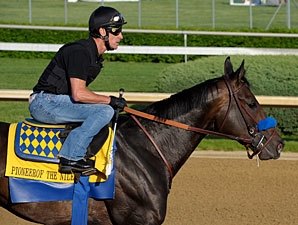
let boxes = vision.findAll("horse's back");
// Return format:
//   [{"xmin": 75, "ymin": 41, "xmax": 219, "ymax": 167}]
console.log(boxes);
[{"xmin": 0, "ymin": 121, "xmax": 10, "ymax": 140}]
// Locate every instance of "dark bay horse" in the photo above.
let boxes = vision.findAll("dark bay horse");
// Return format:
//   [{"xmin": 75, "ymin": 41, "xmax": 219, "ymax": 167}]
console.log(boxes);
[{"xmin": 0, "ymin": 57, "xmax": 284, "ymax": 225}]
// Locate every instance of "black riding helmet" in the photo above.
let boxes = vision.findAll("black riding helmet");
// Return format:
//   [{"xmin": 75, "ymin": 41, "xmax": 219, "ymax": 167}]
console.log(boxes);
[{"xmin": 89, "ymin": 6, "xmax": 127, "ymax": 50}]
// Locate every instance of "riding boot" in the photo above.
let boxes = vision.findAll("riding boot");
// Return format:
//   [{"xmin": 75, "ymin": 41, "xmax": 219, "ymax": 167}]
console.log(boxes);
[{"xmin": 59, "ymin": 157, "xmax": 96, "ymax": 174}]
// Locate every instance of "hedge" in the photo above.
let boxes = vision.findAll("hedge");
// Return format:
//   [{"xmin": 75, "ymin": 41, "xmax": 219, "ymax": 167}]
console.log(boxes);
[
  {"xmin": 1, "ymin": 28, "xmax": 298, "ymax": 63},
  {"xmin": 1, "ymin": 28, "xmax": 297, "ymax": 134},
  {"xmin": 155, "ymin": 56, "xmax": 298, "ymax": 135}
]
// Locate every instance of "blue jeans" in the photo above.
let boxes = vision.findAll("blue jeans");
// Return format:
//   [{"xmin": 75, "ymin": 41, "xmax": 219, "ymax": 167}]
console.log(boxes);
[{"xmin": 29, "ymin": 92, "xmax": 114, "ymax": 161}]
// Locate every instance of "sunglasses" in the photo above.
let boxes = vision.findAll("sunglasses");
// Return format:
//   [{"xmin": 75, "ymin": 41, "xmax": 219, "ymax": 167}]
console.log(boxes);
[{"xmin": 107, "ymin": 26, "xmax": 122, "ymax": 36}]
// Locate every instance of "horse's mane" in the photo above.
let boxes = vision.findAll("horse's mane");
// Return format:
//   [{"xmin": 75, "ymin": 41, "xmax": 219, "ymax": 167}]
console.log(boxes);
[{"xmin": 145, "ymin": 77, "xmax": 222, "ymax": 119}]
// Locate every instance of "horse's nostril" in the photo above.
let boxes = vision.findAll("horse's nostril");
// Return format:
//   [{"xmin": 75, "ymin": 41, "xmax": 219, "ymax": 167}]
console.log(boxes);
[{"xmin": 277, "ymin": 143, "xmax": 283, "ymax": 154}]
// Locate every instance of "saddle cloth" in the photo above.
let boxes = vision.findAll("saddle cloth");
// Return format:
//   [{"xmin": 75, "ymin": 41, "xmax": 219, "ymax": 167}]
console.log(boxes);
[
  {"xmin": 5, "ymin": 119, "xmax": 114, "ymax": 183},
  {"xmin": 5, "ymin": 119, "xmax": 117, "ymax": 203}
]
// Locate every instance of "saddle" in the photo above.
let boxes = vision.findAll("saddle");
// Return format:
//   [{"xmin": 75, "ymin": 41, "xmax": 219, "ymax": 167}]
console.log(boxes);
[{"xmin": 15, "ymin": 118, "xmax": 110, "ymax": 163}]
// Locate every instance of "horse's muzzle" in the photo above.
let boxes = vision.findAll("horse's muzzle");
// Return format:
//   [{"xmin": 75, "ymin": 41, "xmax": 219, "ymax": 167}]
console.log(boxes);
[
  {"xmin": 248, "ymin": 129, "xmax": 284, "ymax": 160},
  {"xmin": 258, "ymin": 138, "xmax": 284, "ymax": 160}
]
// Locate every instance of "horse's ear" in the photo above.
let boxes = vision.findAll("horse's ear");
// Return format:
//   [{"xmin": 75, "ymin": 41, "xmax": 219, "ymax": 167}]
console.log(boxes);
[
  {"xmin": 224, "ymin": 56, "xmax": 234, "ymax": 77},
  {"xmin": 235, "ymin": 59, "xmax": 246, "ymax": 82}
]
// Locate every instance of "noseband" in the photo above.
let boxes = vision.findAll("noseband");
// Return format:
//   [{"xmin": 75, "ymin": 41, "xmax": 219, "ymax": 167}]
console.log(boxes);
[{"xmin": 221, "ymin": 75, "xmax": 277, "ymax": 159}]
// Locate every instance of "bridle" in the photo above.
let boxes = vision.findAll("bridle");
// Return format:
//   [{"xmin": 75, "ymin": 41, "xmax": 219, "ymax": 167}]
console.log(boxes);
[
  {"xmin": 220, "ymin": 75, "xmax": 276, "ymax": 159},
  {"xmin": 123, "ymin": 75, "xmax": 276, "ymax": 179}
]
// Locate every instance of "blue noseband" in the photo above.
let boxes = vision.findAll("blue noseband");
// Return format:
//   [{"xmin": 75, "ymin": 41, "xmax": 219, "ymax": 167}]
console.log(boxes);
[{"xmin": 257, "ymin": 117, "xmax": 277, "ymax": 131}]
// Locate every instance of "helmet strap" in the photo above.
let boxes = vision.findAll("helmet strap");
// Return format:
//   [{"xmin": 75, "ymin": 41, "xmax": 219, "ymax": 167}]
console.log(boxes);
[
  {"xmin": 91, "ymin": 28, "xmax": 114, "ymax": 51},
  {"xmin": 103, "ymin": 31, "xmax": 114, "ymax": 51}
]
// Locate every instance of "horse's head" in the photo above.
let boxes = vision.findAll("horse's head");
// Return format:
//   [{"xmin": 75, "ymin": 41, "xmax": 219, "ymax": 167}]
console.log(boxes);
[{"xmin": 213, "ymin": 57, "xmax": 284, "ymax": 160}]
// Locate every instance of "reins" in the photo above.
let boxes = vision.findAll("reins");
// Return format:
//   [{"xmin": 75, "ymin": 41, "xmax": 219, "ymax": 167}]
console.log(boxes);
[
  {"xmin": 123, "ymin": 75, "xmax": 275, "ymax": 178},
  {"xmin": 130, "ymin": 114, "xmax": 174, "ymax": 181},
  {"xmin": 124, "ymin": 107, "xmax": 252, "ymax": 144},
  {"xmin": 124, "ymin": 104, "xmax": 252, "ymax": 182},
  {"xmin": 123, "ymin": 76, "xmax": 250, "ymax": 180}
]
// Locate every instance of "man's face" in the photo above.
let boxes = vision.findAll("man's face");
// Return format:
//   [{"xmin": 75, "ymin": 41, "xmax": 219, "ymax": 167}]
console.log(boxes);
[
  {"xmin": 99, "ymin": 27, "xmax": 123, "ymax": 50},
  {"xmin": 108, "ymin": 27, "xmax": 123, "ymax": 50}
]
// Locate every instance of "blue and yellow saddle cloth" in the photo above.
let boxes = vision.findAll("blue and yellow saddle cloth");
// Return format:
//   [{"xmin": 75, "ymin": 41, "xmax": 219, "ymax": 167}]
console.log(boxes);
[
  {"xmin": 14, "ymin": 118, "xmax": 63, "ymax": 163},
  {"xmin": 5, "ymin": 119, "xmax": 116, "ymax": 203}
]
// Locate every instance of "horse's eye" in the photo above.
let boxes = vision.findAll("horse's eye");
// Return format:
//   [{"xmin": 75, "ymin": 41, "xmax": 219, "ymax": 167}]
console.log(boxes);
[{"xmin": 248, "ymin": 101, "xmax": 257, "ymax": 109}]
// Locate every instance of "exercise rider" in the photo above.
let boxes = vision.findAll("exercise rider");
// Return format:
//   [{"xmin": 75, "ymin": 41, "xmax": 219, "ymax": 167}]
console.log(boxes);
[{"xmin": 29, "ymin": 6, "xmax": 127, "ymax": 174}]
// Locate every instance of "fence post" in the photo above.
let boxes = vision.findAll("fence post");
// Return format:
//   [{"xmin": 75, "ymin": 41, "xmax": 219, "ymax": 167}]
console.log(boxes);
[
  {"xmin": 28, "ymin": 0, "xmax": 32, "ymax": 24},
  {"xmin": 184, "ymin": 33, "xmax": 187, "ymax": 63},
  {"xmin": 176, "ymin": 0, "xmax": 179, "ymax": 28},
  {"xmin": 249, "ymin": 1, "xmax": 253, "ymax": 29},
  {"xmin": 287, "ymin": 0, "xmax": 291, "ymax": 29},
  {"xmin": 212, "ymin": 0, "xmax": 215, "ymax": 29},
  {"xmin": 64, "ymin": 0, "xmax": 68, "ymax": 25},
  {"xmin": 138, "ymin": 0, "xmax": 142, "ymax": 28}
]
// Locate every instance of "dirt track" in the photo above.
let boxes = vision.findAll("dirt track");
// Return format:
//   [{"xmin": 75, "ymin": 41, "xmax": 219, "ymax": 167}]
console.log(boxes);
[{"xmin": 1, "ymin": 151, "xmax": 298, "ymax": 225}]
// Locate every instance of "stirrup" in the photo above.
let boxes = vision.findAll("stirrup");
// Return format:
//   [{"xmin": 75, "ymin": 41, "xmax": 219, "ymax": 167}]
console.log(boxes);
[
  {"xmin": 59, "ymin": 165, "xmax": 97, "ymax": 174},
  {"xmin": 81, "ymin": 168, "xmax": 98, "ymax": 176},
  {"xmin": 73, "ymin": 169, "xmax": 106, "ymax": 183}
]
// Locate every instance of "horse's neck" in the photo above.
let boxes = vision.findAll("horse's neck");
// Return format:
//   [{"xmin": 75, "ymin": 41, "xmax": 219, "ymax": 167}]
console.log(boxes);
[
  {"xmin": 123, "ymin": 82, "xmax": 222, "ymax": 176},
  {"xmin": 157, "ymin": 109, "xmax": 212, "ymax": 174},
  {"xmin": 147, "ymin": 88, "xmax": 222, "ymax": 174}
]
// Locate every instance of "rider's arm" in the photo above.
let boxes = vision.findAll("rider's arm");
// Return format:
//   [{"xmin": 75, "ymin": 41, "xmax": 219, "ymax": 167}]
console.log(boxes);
[{"xmin": 70, "ymin": 77, "xmax": 111, "ymax": 104}]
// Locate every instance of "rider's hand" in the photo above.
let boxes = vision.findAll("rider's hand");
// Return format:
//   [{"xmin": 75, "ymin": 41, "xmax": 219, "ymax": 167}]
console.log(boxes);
[{"xmin": 109, "ymin": 96, "xmax": 127, "ymax": 110}]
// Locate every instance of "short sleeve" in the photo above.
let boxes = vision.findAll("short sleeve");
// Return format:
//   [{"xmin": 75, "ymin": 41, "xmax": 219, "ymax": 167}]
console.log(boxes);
[{"xmin": 65, "ymin": 47, "xmax": 91, "ymax": 81}]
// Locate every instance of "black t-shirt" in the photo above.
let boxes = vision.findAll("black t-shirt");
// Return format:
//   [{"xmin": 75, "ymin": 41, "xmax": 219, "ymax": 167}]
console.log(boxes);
[{"xmin": 33, "ymin": 37, "xmax": 103, "ymax": 95}]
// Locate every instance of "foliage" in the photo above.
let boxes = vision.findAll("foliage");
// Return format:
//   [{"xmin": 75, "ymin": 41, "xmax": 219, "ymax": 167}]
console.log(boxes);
[
  {"xmin": 155, "ymin": 56, "xmax": 298, "ymax": 135},
  {"xmin": 1, "ymin": 28, "xmax": 298, "ymax": 63}
]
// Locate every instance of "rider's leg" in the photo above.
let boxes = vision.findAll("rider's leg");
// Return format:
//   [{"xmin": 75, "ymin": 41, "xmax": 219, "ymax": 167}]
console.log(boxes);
[
  {"xmin": 56, "ymin": 105, "xmax": 114, "ymax": 161},
  {"xmin": 29, "ymin": 92, "xmax": 114, "ymax": 170}
]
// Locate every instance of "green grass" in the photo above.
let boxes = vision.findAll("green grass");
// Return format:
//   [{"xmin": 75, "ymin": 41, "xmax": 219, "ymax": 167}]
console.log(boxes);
[
  {"xmin": 90, "ymin": 61, "xmax": 169, "ymax": 92},
  {"xmin": 0, "ymin": 57, "xmax": 297, "ymax": 152},
  {"xmin": 1, "ymin": 100, "xmax": 295, "ymax": 152},
  {"xmin": 0, "ymin": 0, "xmax": 297, "ymax": 30},
  {"xmin": 0, "ymin": 101, "xmax": 30, "ymax": 123},
  {"xmin": 0, "ymin": 57, "xmax": 170, "ymax": 122},
  {"xmin": 0, "ymin": 58, "xmax": 169, "ymax": 92},
  {"xmin": 198, "ymin": 137, "xmax": 298, "ymax": 152},
  {"xmin": 0, "ymin": 1, "xmax": 297, "ymax": 152}
]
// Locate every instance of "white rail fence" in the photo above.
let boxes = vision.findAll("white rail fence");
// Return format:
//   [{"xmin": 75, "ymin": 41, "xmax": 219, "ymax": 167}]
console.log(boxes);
[
  {"xmin": 3, "ymin": 24, "xmax": 298, "ymax": 37},
  {"xmin": 2, "ymin": 25, "xmax": 298, "ymax": 59},
  {"xmin": 2, "ymin": 42, "xmax": 298, "ymax": 56},
  {"xmin": 0, "ymin": 90, "xmax": 297, "ymax": 108},
  {"xmin": 1, "ymin": 26, "xmax": 297, "ymax": 107}
]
